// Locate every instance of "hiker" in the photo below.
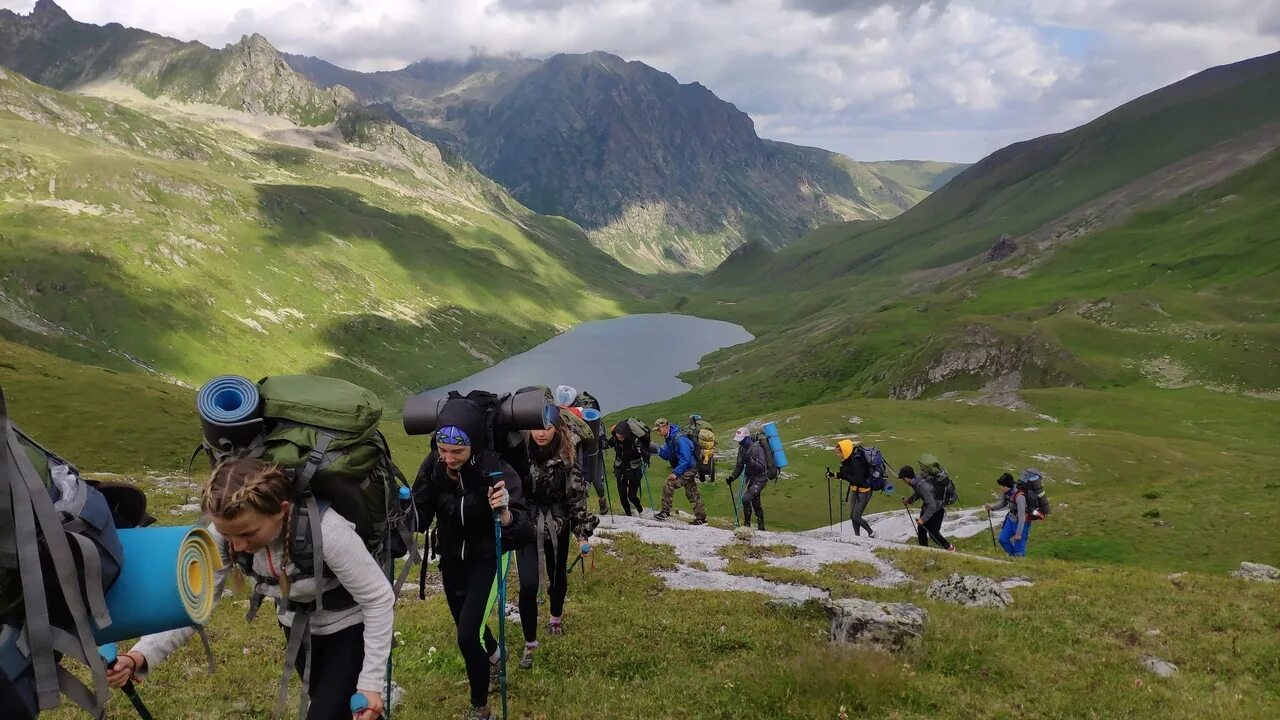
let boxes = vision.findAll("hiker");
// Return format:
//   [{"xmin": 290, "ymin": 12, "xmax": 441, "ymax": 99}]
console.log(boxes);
[
  {"xmin": 411, "ymin": 398, "xmax": 533, "ymax": 720},
  {"xmin": 606, "ymin": 419, "xmax": 649, "ymax": 516},
  {"xmin": 105, "ymin": 457, "xmax": 395, "ymax": 720},
  {"xmin": 725, "ymin": 427, "xmax": 768, "ymax": 530},
  {"xmin": 651, "ymin": 418, "xmax": 707, "ymax": 524},
  {"xmin": 556, "ymin": 385, "xmax": 609, "ymax": 514},
  {"xmin": 831, "ymin": 440, "xmax": 875, "ymax": 537},
  {"xmin": 516, "ymin": 412, "xmax": 599, "ymax": 668},
  {"xmin": 985, "ymin": 473, "xmax": 1032, "ymax": 557},
  {"xmin": 899, "ymin": 463, "xmax": 955, "ymax": 551}
]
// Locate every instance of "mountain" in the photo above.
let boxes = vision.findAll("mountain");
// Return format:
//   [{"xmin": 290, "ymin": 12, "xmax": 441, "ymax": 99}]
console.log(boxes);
[
  {"xmin": 864, "ymin": 159, "xmax": 969, "ymax": 194},
  {"xmin": 0, "ymin": 54, "xmax": 647, "ymax": 400},
  {"xmin": 284, "ymin": 50, "xmax": 930, "ymax": 272},
  {"xmin": 0, "ymin": 1, "xmax": 353, "ymax": 125}
]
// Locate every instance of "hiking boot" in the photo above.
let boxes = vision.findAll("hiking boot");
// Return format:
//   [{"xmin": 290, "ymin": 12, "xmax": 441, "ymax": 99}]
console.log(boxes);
[
  {"xmin": 469, "ymin": 706, "xmax": 493, "ymax": 720},
  {"xmin": 653, "ymin": 511, "xmax": 670, "ymax": 521},
  {"xmin": 691, "ymin": 517, "xmax": 708, "ymax": 526},
  {"xmin": 519, "ymin": 645, "xmax": 535, "ymax": 670},
  {"xmin": 598, "ymin": 496, "xmax": 608, "ymax": 514},
  {"xmin": 548, "ymin": 616, "xmax": 563, "ymax": 636},
  {"xmin": 946, "ymin": 545, "xmax": 957, "ymax": 552}
]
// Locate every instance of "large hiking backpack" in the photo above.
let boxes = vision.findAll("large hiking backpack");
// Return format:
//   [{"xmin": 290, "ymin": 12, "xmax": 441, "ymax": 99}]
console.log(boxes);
[
  {"xmin": 919, "ymin": 454, "xmax": 959, "ymax": 507},
  {"xmin": 856, "ymin": 445, "xmax": 890, "ymax": 491},
  {"xmin": 751, "ymin": 431, "xmax": 780, "ymax": 481},
  {"xmin": 611, "ymin": 419, "xmax": 650, "ymax": 470},
  {"xmin": 684, "ymin": 415, "xmax": 717, "ymax": 478},
  {"xmin": 572, "ymin": 390, "xmax": 601, "ymax": 412},
  {"xmin": 1, "ymin": 385, "xmax": 146, "ymax": 718},
  {"xmin": 1018, "ymin": 469, "xmax": 1050, "ymax": 518}
]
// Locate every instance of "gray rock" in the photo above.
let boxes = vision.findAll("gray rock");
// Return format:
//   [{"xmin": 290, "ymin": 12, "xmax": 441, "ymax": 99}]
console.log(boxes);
[
  {"xmin": 823, "ymin": 598, "xmax": 926, "ymax": 652},
  {"xmin": 1140, "ymin": 654, "xmax": 1178, "ymax": 678},
  {"xmin": 733, "ymin": 526, "xmax": 755, "ymax": 541},
  {"xmin": 765, "ymin": 597, "xmax": 805, "ymax": 610},
  {"xmin": 986, "ymin": 233, "xmax": 1018, "ymax": 262},
  {"xmin": 1000, "ymin": 576, "xmax": 1035, "ymax": 589},
  {"xmin": 1231, "ymin": 562, "xmax": 1280, "ymax": 582},
  {"xmin": 926, "ymin": 573, "xmax": 1013, "ymax": 608}
]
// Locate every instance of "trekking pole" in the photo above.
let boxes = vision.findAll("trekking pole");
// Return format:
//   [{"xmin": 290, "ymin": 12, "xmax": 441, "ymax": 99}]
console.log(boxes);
[
  {"xmin": 641, "ymin": 462, "xmax": 654, "ymax": 511},
  {"xmin": 986, "ymin": 510, "xmax": 998, "ymax": 552},
  {"xmin": 100, "ymin": 645, "xmax": 155, "ymax": 720},
  {"xmin": 492, "ymin": 510, "xmax": 509, "ymax": 720},
  {"xmin": 727, "ymin": 478, "xmax": 741, "ymax": 527},
  {"xmin": 825, "ymin": 467, "xmax": 833, "ymax": 530}
]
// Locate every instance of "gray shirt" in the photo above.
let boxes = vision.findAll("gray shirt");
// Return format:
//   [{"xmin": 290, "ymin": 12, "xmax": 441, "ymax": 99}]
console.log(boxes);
[
  {"xmin": 991, "ymin": 491, "xmax": 1028, "ymax": 536},
  {"xmin": 131, "ymin": 511, "xmax": 395, "ymax": 693}
]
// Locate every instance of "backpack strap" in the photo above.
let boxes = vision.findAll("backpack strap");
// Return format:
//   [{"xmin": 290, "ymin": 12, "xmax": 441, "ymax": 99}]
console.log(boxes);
[{"xmin": 1, "ymin": 389, "xmax": 109, "ymax": 716}]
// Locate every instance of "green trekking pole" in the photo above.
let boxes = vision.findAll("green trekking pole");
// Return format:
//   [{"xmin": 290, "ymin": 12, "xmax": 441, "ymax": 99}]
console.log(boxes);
[
  {"xmin": 727, "ymin": 477, "xmax": 741, "ymax": 527},
  {"xmin": 826, "ymin": 466, "xmax": 834, "ymax": 529}
]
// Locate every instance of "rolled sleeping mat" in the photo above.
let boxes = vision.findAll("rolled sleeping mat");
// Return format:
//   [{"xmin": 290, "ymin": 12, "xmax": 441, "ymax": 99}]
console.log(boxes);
[
  {"xmin": 498, "ymin": 387, "xmax": 557, "ymax": 430},
  {"xmin": 94, "ymin": 526, "xmax": 221, "ymax": 645},
  {"xmin": 402, "ymin": 393, "xmax": 446, "ymax": 436},
  {"xmin": 196, "ymin": 375, "xmax": 262, "ymax": 450},
  {"xmin": 761, "ymin": 422, "xmax": 789, "ymax": 468}
]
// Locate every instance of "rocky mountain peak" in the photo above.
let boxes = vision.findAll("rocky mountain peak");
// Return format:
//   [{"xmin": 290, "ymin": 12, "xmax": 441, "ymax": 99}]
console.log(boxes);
[{"xmin": 30, "ymin": 0, "xmax": 72, "ymax": 26}]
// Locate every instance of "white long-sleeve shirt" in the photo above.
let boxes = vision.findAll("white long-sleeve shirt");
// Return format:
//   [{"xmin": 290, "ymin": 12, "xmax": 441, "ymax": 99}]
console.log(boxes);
[{"xmin": 131, "ymin": 510, "xmax": 395, "ymax": 693}]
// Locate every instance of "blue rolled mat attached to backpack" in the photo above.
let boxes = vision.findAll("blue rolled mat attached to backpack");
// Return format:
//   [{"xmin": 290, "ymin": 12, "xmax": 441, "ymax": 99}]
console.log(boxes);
[
  {"xmin": 761, "ymin": 422, "xmax": 789, "ymax": 469},
  {"xmin": 196, "ymin": 375, "xmax": 263, "ymax": 451},
  {"xmin": 94, "ymin": 526, "xmax": 221, "ymax": 645}
]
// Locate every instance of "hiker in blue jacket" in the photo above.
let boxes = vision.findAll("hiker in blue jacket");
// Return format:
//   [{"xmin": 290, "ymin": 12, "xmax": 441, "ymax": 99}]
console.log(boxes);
[
  {"xmin": 651, "ymin": 418, "xmax": 706, "ymax": 524},
  {"xmin": 985, "ymin": 473, "xmax": 1032, "ymax": 557}
]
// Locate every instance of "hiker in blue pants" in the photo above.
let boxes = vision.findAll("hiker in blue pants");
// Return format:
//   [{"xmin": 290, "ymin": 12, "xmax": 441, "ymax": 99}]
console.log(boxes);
[{"xmin": 985, "ymin": 473, "xmax": 1031, "ymax": 557}]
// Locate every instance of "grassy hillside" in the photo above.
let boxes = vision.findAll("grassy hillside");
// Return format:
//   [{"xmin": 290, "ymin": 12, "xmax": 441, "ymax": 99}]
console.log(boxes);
[
  {"xmin": 865, "ymin": 159, "xmax": 968, "ymax": 193},
  {"xmin": 0, "ymin": 65, "xmax": 650, "ymax": 399}
]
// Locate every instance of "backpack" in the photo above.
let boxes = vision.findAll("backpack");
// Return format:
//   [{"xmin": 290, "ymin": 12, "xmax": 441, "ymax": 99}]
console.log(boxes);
[
  {"xmin": 612, "ymin": 418, "xmax": 650, "ymax": 468},
  {"xmin": 1018, "ymin": 469, "xmax": 1051, "ymax": 518},
  {"xmin": 857, "ymin": 446, "xmax": 889, "ymax": 491},
  {"xmin": 684, "ymin": 415, "xmax": 717, "ymax": 476},
  {"xmin": 919, "ymin": 454, "xmax": 958, "ymax": 507},
  {"xmin": 751, "ymin": 431, "xmax": 780, "ymax": 481},
  {"xmin": 572, "ymin": 391, "xmax": 601, "ymax": 412},
  {"xmin": 1, "ymin": 385, "xmax": 142, "ymax": 718},
  {"xmin": 196, "ymin": 376, "xmax": 419, "ymax": 601}
]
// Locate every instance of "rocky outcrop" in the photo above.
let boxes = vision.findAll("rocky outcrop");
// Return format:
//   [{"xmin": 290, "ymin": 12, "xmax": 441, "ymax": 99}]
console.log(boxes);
[
  {"xmin": 1230, "ymin": 561, "xmax": 1280, "ymax": 582},
  {"xmin": 926, "ymin": 574, "xmax": 1013, "ymax": 608},
  {"xmin": 890, "ymin": 324, "xmax": 1077, "ymax": 399},
  {"xmin": 823, "ymin": 598, "xmax": 927, "ymax": 652},
  {"xmin": 985, "ymin": 233, "xmax": 1018, "ymax": 262}
]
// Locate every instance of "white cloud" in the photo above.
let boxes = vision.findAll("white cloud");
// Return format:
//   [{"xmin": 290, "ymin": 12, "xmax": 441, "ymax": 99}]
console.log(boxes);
[{"xmin": 3, "ymin": 0, "xmax": 1277, "ymax": 162}]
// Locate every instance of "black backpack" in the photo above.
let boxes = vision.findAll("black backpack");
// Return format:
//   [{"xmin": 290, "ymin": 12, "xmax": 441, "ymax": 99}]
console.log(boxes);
[
  {"xmin": 1018, "ymin": 470, "xmax": 1051, "ymax": 518},
  {"xmin": 751, "ymin": 431, "xmax": 780, "ymax": 481},
  {"xmin": 920, "ymin": 456, "xmax": 958, "ymax": 507},
  {"xmin": 572, "ymin": 390, "xmax": 601, "ymax": 412}
]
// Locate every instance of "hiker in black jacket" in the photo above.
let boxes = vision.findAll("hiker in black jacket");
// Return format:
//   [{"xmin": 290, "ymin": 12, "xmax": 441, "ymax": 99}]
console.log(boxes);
[
  {"xmin": 831, "ymin": 439, "xmax": 874, "ymax": 537},
  {"xmin": 606, "ymin": 420, "xmax": 648, "ymax": 516},
  {"xmin": 725, "ymin": 427, "xmax": 769, "ymax": 530},
  {"xmin": 412, "ymin": 398, "xmax": 534, "ymax": 720},
  {"xmin": 899, "ymin": 465, "xmax": 955, "ymax": 551}
]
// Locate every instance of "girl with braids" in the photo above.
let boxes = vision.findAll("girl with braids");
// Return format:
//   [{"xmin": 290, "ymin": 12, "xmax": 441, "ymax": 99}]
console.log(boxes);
[
  {"xmin": 411, "ymin": 396, "xmax": 533, "ymax": 720},
  {"xmin": 105, "ymin": 457, "xmax": 394, "ymax": 720},
  {"xmin": 515, "ymin": 411, "xmax": 598, "ymax": 668}
]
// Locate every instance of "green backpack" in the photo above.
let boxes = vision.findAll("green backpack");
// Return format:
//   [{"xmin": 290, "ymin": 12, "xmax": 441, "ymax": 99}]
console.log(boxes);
[{"xmin": 196, "ymin": 375, "xmax": 415, "ymax": 562}]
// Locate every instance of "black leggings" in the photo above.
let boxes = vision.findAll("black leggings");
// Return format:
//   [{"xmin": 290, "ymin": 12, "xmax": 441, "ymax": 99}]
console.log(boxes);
[
  {"xmin": 517, "ymin": 521, "xmax": 572, "ymax": 643},
  {"xmin": 616, "ymin": 467, "xmax": 643, "ymax": 515},
  {"xmin": 281, "ymin": 622, "xmax": 366, "ymax": 720},
  {"xmin": 440, "ymin": 557, "xmax": 500, "ymax": 709},
  {"xmin": 849, "ymin": 490, "xmax": 873, "ymax": 536},
  {"xmin": 741, "ymin": 477, "xmax": 767, "ymax": 527},
  {"xmin": 917, "ymin": 509, "xmax": 951, "ymax": 548}
]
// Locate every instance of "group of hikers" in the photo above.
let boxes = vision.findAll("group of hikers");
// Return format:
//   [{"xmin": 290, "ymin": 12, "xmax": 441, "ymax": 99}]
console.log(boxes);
[
  {"xmin": 2, "ymin": 374, "xmax": 1049, "ymax": 720},
  {"xmin": 827, "ymin": 441, "xmax": 1048, "ymax": 556}
]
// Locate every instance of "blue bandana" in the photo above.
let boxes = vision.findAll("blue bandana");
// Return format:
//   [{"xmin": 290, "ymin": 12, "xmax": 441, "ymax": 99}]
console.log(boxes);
[{"xmin": 435, "ymin": 425, "xmax": 471, "ymax": 446}]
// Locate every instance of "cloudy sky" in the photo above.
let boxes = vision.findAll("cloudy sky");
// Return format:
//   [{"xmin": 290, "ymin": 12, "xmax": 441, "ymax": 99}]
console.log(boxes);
[{"xmin": 8, "ymin": 0, "xmax": 1279, "ymax": 161}]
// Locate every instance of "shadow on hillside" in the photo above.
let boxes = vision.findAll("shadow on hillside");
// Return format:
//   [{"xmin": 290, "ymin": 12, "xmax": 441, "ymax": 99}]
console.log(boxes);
[
  {"xmin": 250, "ymin": 146, "xmax": 313, "ymax": 168},
  {"xmin": 0, "ymin": 248, "xmax": 202, "ymax": 377}
]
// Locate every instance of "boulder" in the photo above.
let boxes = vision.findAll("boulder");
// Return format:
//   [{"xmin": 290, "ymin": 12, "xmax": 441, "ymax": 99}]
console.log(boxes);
[
  {"xmin": 927, "ymin": 573, "xmax": 1013, "ymax": 608},
  {"xmin": 1140, "ymin": 654, "xmax": 1178, "ymax": 678},
  {"xmin": 985, "ymin": 233, "xmax": 1018, "ymax": 262},
  {"xmin": 733, "ymin": 526, "xmax": 755, "ymax": 541},
  {"xmin": 822, "ymin": 598, "xmax": 926, "ymax": 652},
  {"xmin": 1230, "ymin": 562, "xmax": 1279, "ymax": 583}
]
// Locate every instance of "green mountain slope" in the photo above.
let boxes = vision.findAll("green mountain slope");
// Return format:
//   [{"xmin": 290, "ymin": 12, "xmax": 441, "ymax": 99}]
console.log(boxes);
[
  {"xmin": 0, "ymin": 64, "xmax": 645, "ymax": 398},
  {"xmin": 865, "ymin": 159, "xmax": 969, "ymax": 193}
]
